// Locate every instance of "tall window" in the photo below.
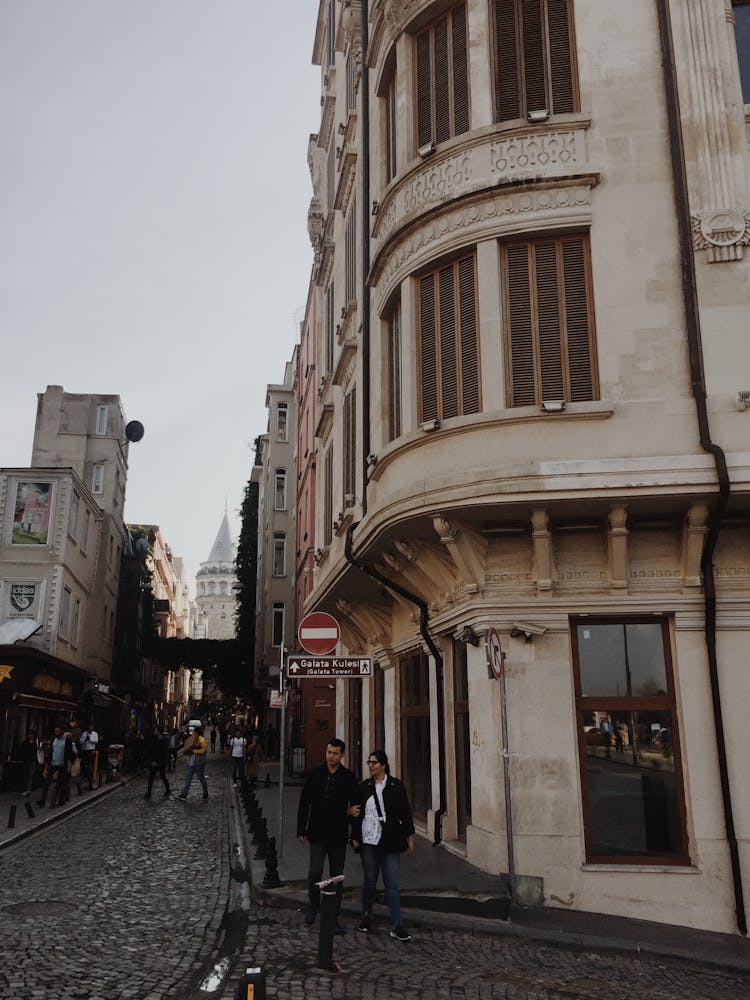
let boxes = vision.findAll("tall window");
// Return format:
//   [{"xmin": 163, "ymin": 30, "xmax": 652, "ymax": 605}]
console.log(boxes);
[
  {"xmin": 68, "ymin": 491, "xmax": 80, "ymax": 540},
  {"xmin": 418, "ymin": 254, "xmax": 480, "ymax": 422},
  {"xmin": 416, "ymin": 3, "xmax": 469, "ymax": 150},
  {"xmin": 400, "ymin": 650, "xmax": 432, "ymax": 819},
  {"xmin": 343, "ymin": 386, "xmax": 356, "ymax": 506},
  {"xmin": 453, "ymin": 640, "xmax": 472, "ymax": 840},
  {"xmin": 572, "ymin": 618, "xmax": 689, "ymax": 864},
  {"xmin": 326, "ymin": 0, "xmax": 336, "ymax": 69},
  {"xmin": 325, "ymin": 282, "xmax": 335, "ymax": 374},
  {"xmin": 387, "ymin": 300, "xmax": 402, "ymax": 442},
  {"xmin": 276, "ymin": 402, "xmax": 288, "ymax": 441},
  {"xmin": 327, "ymin": 137, "xmax": 336, "ymax": 212},
  {"xmin": 494, "ymin": 0, "xmax": 577, "ymax": 122},
  {"xmin": 502, "ymin": 233, "xmax": 597, "ymax": 406},
  {"xmin": 81, "ymin": 509, "xmax": 90, "ymax": 555},
  {"xmin": 92, "ymin": 464, "xmax": 104, "ymax": 495},
  {"xmin": 345, "ymin": 198, "xmax": 357, "ymax": 307},
  {"xmin": 96, "ymin": 404, "xmax": 108, "ymax": 435},
  {"xmin": 384, "ymin": 73, "xmax": 397, "ymax": 184},
  {"xmin": 273, "ymin": 533, "xmax": 286, "ymax": 576},
  {"xmin": 272, "ymin": 602, "xmax": 285, "ymax": 647},
  {"xmin": 734, "ymin": 2, "xmax": 750, "ymax": 102},
  {"xmin": 71, "ymin": 599, "xmax": 81, "ymax": 649},
  {"xmin": 346, "ymin": 48, "xmax": 357, "ymax": 112},
  {"xmin": 324, "ymin": 446, "xmax": 334, "ymax": 546},
  {"xmin": 274, "ymin": 468, "xmax": 287, "ymax": 510},
  {"xmin": 59, "ymin": 586, "xmax": 71, "ymax": 639}
]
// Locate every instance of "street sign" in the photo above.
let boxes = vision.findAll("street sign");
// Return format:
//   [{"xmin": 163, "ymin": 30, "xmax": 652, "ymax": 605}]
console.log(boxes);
[
  {"xmin": 298, "ymin": 611, "xmax": 340, "ymax": 655},
  {"xmin": 487, "ymin": 627, "xmax": 504, "ymax": 680},
  {"xmin": 287, "ymin": 656, "xmax": 372, "ymax": 678}
]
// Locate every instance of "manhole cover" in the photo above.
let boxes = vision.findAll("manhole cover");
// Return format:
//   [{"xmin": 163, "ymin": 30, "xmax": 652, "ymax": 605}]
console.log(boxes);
[{"xmin": 5, "ymin": 900, "xmax": 69, "ymax": 916}]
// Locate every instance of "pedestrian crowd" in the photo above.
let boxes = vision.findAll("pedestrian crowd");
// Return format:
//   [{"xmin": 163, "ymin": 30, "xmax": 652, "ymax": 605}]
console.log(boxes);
[{"xmin": 297, "ymin": 738, "xmax": 415, "ymax": 943}]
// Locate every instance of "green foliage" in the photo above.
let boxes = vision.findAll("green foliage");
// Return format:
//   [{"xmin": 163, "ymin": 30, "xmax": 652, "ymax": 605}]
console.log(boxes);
[
  {"xmin": 234, "ymin": 477, "xmax": 259, "ymax": 663},
  {"xmin": 149, "ymin": 637, "xmax": 251, "ymax": 698}
]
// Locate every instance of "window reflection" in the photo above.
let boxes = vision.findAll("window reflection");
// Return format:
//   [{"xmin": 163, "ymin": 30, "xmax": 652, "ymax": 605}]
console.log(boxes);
[
  {"xmin": 577, "ymin": 623, "xmax": 667, "ymax": 697},
  {"xmin": 581, "ymin": 709, "xmax": 681, "ymax": 858}
]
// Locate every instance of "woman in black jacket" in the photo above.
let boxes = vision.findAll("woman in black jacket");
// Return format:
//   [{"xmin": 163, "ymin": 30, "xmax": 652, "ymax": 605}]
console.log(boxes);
[{"xmin": 350, "ymin": 749, "xmax": 415, "ymax": 942}]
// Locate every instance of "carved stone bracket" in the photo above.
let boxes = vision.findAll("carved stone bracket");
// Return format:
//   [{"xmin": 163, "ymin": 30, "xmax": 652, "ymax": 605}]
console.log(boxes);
[
  {"xmin": 691, "ymin": 209, "xmax": 750, "ymax": 262},
  {"xmin": 682, "ymin": 503, "xmax": 710, "ymax": 588},
  {"xmin": 608, "ymin": 505, "xmax": 629, "ymax": 592},
  {"xmin": 336, "ymin": 597, "xmax": 392, "ymax": 648},
  {"xmin": 531, "ymin": 508, "xmax": 554, "ymax": 592},
  {"xmin": 432, "ymin": 515, "xmax": 486, "ymax": 593}
]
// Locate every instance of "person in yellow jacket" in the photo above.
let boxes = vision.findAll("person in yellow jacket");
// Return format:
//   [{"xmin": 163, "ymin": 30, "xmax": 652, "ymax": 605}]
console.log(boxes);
[{"xmin": 176, "ymin": 724, "xmax": 209, "ymax": 801}]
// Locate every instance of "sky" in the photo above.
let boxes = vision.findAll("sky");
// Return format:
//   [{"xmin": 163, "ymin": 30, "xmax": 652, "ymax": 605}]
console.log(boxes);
[{"xmin": 0, "ymin": 1, "xmax": 321, "ymax": 586}]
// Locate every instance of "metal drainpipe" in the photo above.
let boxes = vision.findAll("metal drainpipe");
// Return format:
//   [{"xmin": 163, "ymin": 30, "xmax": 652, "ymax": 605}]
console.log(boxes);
[
  {"xmin": 657, "ymin": 0, "xmax": 746, "ymax": 935},
  {"xmin": 344, "ymin": 0, "xmax": 448, "ymax": 844}
]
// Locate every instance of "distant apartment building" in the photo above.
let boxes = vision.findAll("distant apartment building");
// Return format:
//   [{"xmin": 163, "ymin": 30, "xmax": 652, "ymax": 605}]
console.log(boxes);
[
  {"xmin": 300, "ymin": 0, "xmax": 750, "ymax": 936},
  {"xmin": 0, "ymin": 385, "xmax": 135, "ymax": 756},
  {"xmin": 255, "ymin": 352, "xmax": 298, "ymax": 717}
]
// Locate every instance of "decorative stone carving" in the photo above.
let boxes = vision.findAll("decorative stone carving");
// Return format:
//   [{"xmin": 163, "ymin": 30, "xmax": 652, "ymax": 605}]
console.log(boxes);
[
  {"xmin": 403, "ymin": 152, "xmax": 474, "ymax": 212},
  {"xmin": 691, "ymin": 209, "xmax": 750, "ymax": 262},
  {"xmin": 490, "ymin": 130, "xmax": 581, "ymax": 173},
  {"xmin": 682, "ymin": 503, "xmax": 710, "ymax": 588},
  {"xmin": 608, "ymin": 506, "xmax": 629, "ymax": 592},
  {"xmin": 432, "ymin": 515, "xmax": 486, "ymax": 593},
  {"xmin": 531, "ymin": 509, "xmax": 554, "ymax": 592},
  {"xmin": 307, "ymin": 198, "xmax": 325, "ymax": 266}
]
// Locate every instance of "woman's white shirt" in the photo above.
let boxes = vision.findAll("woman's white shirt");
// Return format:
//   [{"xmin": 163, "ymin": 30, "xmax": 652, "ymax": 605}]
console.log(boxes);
[
  {"xmin": 230, "ymin": 737, "xmax": 246, "ymax": 758},
  {"xmin": 361, "ymin": 778, "xmax": 387, "ymax": 845}
]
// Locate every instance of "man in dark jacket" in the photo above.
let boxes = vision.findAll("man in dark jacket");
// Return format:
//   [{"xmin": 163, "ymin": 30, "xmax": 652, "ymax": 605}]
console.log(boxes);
[
  {"xmin": 144, "ymin": 729, "xmax": 171, "ymax": 798},
  {"xmin": 296, "ymin": 738, "xmax": 359, "ymax": 930}
]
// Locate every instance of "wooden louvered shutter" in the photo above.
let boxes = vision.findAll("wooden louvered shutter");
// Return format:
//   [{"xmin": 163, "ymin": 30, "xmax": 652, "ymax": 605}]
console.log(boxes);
[
  {"xmin": 416, "ymin": 30, "xmax": 433, "ymax": 149},
  {"xmin": 495, "ymin": 0, "xmax": 521, "ymax": 121},
  {"xmin": 522, "ymin": 0, "xmax": 546, "ymax": 114},
  {"xmin": 434, "ymin": 17, "xmax": 451, "ymax": 144},
  {"xmin": 324, "ymin": 446, "xmax": 334, "ymax": 546},
  {"xmin": 388, "ymin": 302, "xmax": 402, "ymax": 441},
  {"xmin": 419, "ymin": 274, "xmax": 438, "ymax": 421},
  {"xmin": 562, "ymin": 238, "xmax": 595, "ymax": 400},
  {"xmin": 548, "ymin": 0, "xmax": 575, "ymax": 114},
  {"xmin": 458, "ymin": 256, "xmax": 480, "ymax": 414},
  {"xmin": 535, "ymin": 240, "xmax": 565, "ymax": 401},
  {"xmin": 506, "ymin": 244, "xmax": 536, "ymax": 406},
  {"xmin": 451, "ymin": 4, "xmax": 470, "ymax": 137},
  {"xmin": 439, "ymin": 265, "xmax": 458, "ymax": 418}
]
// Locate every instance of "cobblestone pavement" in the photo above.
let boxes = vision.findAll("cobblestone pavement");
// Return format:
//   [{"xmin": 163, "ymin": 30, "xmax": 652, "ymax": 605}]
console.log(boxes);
[
  {"xmin": 0, "ymin": 765, "xmax": 231, "ymax": 1000},
  {"xmin": 1, "ymin": 770, "xmax": 749, "ymax": 1000},
  {"xmin": 223, "ymin": 905, "xmax": 750, "ymax": 1000}
]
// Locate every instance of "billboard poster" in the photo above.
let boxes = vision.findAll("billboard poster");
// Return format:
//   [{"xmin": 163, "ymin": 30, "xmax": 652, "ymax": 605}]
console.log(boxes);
[
  {"xmin": 12, "ymin": 482, "xmax": 52, "ymax": 545},
  {"xmin": 6, "ymin": 582, "xmax": 43, "ymax": 618}
]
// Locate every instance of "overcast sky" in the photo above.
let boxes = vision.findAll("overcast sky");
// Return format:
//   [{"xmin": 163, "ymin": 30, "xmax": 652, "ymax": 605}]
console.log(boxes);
[{"xmin": 0, "ymin": 1, "xmax": 321, "ymax": 585}]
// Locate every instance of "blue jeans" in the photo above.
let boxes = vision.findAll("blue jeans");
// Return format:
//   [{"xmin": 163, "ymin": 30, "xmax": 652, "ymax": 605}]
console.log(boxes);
[
  {"xmin": 360, "ymin": 844, "xmax": 401, "ymax": 927},
  {"xmin": 181, "ymin": 762, "xmax": 208, "ymax": 797},
  {"xmin": 231, "ymin": 756, "xmax": 244, "ymax": 783}
]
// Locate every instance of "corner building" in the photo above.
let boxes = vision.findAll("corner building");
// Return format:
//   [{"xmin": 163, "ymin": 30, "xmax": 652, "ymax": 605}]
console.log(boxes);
[{"xmin": 305, "ymin": 0, "xmax": 750, "ymax": 934}]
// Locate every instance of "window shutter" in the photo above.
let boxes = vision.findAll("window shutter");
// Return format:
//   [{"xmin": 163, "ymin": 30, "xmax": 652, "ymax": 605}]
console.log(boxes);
[
  {"xmin": 458, "ymin": 256, "xmax": 480, "ymax": 414},
  {"xmin": 495, "ymin": 0, "xmax": 521, "ymax": 121},
  {"xmin": 388, "ymin": 301, "xmax": 402, "ymax": 441},
  {"xmin": 534, "ymin": 240, "xmax": 565, "ymax": 401},
  {"xmin": 451, "ymin": 4, "xmax": 470, "ymax": 137},
  {"xmin": 506, "ymin": 244, "xmax": 536, "ymax": 406},
  {"xmin": 522, "ymin": 0, "xmax": 546, "ymax": 114},
  {"xmin": 324, "ymin": 447, "xmax": 334, "ymax": 546},
  {"xmin": 562, "ymin": 238, "xmax": 595, "ymax": 400},
  {"xmin": 416, "ymin": 30, "xmax": 433, "ymax": 149},
  {"xmin": 419, "ymin": 273, "xmax": 438, "ymax": 421},
  {"xmin": 434, "ymin": 17, "xmax": 451, "ymax": 144},
  {"xmin": 439, "ymin": 265, "xmax": 458, "ymax": 418},
  {"xmin": 548, "ymin": 0, "xmax": 575, "ymax": 113}
]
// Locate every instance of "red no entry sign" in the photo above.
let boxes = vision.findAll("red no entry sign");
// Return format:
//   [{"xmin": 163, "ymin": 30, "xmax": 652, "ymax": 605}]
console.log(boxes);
[{"xmin": 298, "ymin": 611, "xmax": 340, "ymax": 655}]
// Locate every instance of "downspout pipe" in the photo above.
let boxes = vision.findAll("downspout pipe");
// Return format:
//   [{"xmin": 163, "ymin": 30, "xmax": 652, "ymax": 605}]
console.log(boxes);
[
  {"xmin": 657, "ymin": 0, "xmax": 746, "ymax": 935},
  {"xmin": 345, "ymin": 0, "xmax": 446, "ymax": 845}
]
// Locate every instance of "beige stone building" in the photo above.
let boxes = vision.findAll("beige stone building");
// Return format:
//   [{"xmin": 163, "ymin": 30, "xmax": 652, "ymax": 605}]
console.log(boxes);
[
  {"xmin": 194, "ymin": 510, "xmax": 238, "ymax": 641},
  {"xmin": 303, "ymin": 0, "xmax": 750, "ymax": 935}
]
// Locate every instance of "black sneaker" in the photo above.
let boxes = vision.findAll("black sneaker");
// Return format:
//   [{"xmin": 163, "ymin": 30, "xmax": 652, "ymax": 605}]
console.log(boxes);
[
  {"xmin": 303, "ymin": 907, "xmax": 317, "ymax": 926},
  {"xmin": 176, "ymin": 793, "xmax": 187, "ymax": 801},
  {"xmin": 356, "ymin": 917, "xmax": 370, "ymax": 934},
  {"xmin": 390, "ymin": 925, "xmax": 412, "ymax": 942}
]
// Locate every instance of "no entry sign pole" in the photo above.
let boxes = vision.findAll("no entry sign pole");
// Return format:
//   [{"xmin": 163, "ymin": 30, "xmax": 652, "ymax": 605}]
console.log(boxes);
[{"xmin": 278, "ymin": 643, "xmax": 286, "ymax": 856}]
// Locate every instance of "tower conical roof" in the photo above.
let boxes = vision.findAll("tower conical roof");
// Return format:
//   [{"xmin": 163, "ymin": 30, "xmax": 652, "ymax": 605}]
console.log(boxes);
[{"xmin": 205, "ymin": 511, "xmax": 234, "ymax": 564}]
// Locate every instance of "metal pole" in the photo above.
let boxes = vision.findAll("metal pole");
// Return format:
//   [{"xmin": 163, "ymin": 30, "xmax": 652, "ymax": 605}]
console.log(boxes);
[
  {"xmin": 500, "ymin": 664, "xmax": 515, "ymax": 900},
  {"xmin": 277, "ymin": 644, "xmax": 286, "ymax": 857}
]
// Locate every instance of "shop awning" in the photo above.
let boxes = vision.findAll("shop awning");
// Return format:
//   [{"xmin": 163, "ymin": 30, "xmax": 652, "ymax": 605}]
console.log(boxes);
[{"xmin": 13, "ymin": 693, "xmax": 79, "ymax": 712}]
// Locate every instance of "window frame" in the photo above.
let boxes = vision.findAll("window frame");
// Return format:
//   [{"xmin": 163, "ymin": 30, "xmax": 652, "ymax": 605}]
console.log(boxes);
[
  {"xmin": 276, "ymin": 402, "xmax": 289, "ymax": 442},
  {"xmin": 492, "ymin": 0, "xmax": 579, "ymax": 124},
  {"xmin": 273, "ymin": 532, "xmax": 287, "ymax": 577},
  {"xmin": 414, "ymin": 2, "xmax": 470, "ymax": 152},
  {"xmin": 399, "ymin": 649, "xmax": 432, "ymax": 821},
  {"xmin": 387, "ymin": 298, "xmax": 402, "ymax": 442},
  {"xmin": 92, "ymin": 464, "xmax": 104, "ymax": 496},
  {"xmin": 571, "ymin": 615, "xmax": 690, "ymax": 866},
  {"xmin": 274, "ymin": 468, "xmax": 288, "ymax": 511},
  {"xmin": 96, "ymin": 404, "xmax": 108, "ymax": 436},
  {"xmin": 501, "ymin": 231, "xmax": 599, "ymax": 407}
]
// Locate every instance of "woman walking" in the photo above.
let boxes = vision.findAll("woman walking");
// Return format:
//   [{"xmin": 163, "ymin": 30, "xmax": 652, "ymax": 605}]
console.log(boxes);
[{"xmin": 351, "ymin": 749, "xmax": 414, "ymax": 942}]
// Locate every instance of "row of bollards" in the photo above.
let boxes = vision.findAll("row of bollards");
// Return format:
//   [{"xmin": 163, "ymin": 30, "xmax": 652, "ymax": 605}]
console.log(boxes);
[
  {"xmin": 7, "ymin": 800, "xmax": 37, "ymax": 829},
  {"xmin": 238, "ymin": 778, "xmax": 282, "ymax": 889}
]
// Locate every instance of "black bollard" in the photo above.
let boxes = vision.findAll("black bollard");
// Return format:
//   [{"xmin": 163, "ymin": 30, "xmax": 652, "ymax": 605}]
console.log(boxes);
[
  {"xmin": 7, "ymin": 804, "xmax": 16, "ymax": 829},
  {"xmin": 316, "ymin": 875, "xmax": 344, "ymax": 971},
  {"xmin": 24, "ymin": 802, "xmax": 35, "ymax": 819},
  {"xmin": 261, "ymin": 837, "xmax": 283, "ymax": 888},
  {"xmin": 235, "ymin": 966, "xmax": 267, "ymax": 1000},
  {"xmin": 253, "ymin": 818, "xmax": 269, "ymax": 860}
]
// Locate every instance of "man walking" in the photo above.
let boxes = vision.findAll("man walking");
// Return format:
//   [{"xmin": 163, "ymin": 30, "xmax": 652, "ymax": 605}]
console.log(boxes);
[
  {"xmin": 78, "ymin": 723, "xmax": 99, "ymax": 790},
  {"xmin": 176, "ymin": 724, "xmax": 208, "ymax": 801},
  {"xmin": 296, "ymin": 738, "xmax": 359, "ymax": 932},
  {"xmin": 144, "ymin": 729, "xmax": 171, "ymax": 798}
]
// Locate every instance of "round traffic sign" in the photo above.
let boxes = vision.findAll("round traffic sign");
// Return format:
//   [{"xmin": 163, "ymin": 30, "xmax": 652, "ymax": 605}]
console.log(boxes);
[
  {"xmin": 298, "ymin": 611, "xmax": 340, "ymax": 655},
  {"xmin": 487, "ymin": 627, "xmax": 504, "ymax": 680}
]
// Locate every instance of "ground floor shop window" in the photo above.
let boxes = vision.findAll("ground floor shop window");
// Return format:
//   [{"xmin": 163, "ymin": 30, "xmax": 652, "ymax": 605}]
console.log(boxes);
[
  {"xmin": 572, "ymin": 618, "xmax": 689, "ymax": 864},
  {"xmin": 400, "ymin": 650, "xmax": 432, "ymax": 820},
  {"xmin": 453, "ymin": 640, "xmax": 471, "ymax": 840}
]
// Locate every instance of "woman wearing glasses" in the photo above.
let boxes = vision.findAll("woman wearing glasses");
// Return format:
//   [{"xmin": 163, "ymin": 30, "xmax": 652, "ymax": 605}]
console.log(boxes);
[{"xmin": 351, "ymin": 749, "xmax": 415, "ymax": 942}]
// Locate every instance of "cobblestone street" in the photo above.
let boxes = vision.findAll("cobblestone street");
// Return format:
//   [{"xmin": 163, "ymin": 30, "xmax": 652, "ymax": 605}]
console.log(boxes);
[{"xmin": 0, "ymin": 770, "xmax": 749, "ymax": 1000}]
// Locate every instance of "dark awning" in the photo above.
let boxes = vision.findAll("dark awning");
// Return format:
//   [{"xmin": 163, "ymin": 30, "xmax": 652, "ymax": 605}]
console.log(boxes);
[{"xmin": 12, "ymin": 693, "xmax": 79, "ymax": 713}]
